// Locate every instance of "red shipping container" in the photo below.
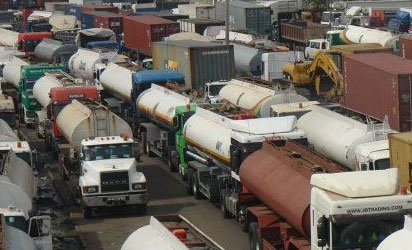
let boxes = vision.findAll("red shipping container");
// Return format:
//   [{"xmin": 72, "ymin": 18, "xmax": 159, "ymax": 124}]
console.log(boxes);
[
  {"xmin": 93, "ymin": 11, "xmax": 123, "ymax": 34},
  {"xmin": 82, "ymin": 5, "xmax": 118, "ymax": 14},
  {"xmin": 341, "ymin": 53, "xmax": 412, "ymax": 132},
  {"xmin": 399, "ymin": 35, "xmax": 412, "ymax": 60},
  {"xmin": 123, "ymin": 15, "xmax": 180, "ymax": 56}
]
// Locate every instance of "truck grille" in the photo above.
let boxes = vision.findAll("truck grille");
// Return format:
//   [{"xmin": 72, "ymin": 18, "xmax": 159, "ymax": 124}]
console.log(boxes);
[{"xmin": 101, "ymin": 171, "xmax": 129, "ymax": 192}]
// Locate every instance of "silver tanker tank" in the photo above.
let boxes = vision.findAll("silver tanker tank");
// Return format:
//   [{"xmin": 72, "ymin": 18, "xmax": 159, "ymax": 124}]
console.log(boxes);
[
  {"xmin": 232, "ymin": 43, "xmax": 264, "ymax": 77},
  {"xmin": 219, "ymin": 79, "xmax": 308, "ymax": 117},
  {"xmin": 0, "ymin": 176, "xmax": 32, "ymax": 217},
  {"xmin": 0, "ymin": 119, "xmax": 18, "ymax": 142},
  {"xmin": 34, "ymin": 38, "xmax": 78, "ymax": 64},
  {"xmin": 2, "ymin": 56, "xmax": 29, "ymax": 88},
  {"xmin": 56, "ymin": 100, "xmax": 133, "ymax": 152}
]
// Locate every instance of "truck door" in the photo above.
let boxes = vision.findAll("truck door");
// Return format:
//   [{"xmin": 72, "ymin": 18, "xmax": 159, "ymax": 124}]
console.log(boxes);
[{"xmin": 29, "ymin": 215, "xmax": 52, "ymax": 250}]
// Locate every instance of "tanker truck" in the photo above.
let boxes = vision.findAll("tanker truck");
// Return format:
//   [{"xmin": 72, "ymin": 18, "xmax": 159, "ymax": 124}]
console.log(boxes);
[
  {"xmin": 34, "ymin": 38, "xmax": 78, "ymax": 64},
  {"xmin": 219, "ymin": 78, "xmax": 308, "ymax": 117},
  {"xmin": 122, "ymin": 215, "xmax": 224, "ymax": 250},
  {"xmin": 32, "ymin": 71, "xmax": 100, "ymax": 142},
  {"xmin": 297, "ymin": 105, "xmax": 392, "ymax": 171},
  {"xmin": 240, "ymin": 139, "xmax": 412, "ymax": 249},
  {"xmin": 181, "ymin": 103, "xmax": 306, "ymax": 206},
  {"xmin": 56, "ymin": 100, "xmax": 147, "ymax": 218},
  {"xmin": 2, "ymin": 56, "xmax": 67, "ymax": 124}
]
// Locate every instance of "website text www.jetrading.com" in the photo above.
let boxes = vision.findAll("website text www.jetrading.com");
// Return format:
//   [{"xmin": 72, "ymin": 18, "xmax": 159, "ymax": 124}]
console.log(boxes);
[{"xmin": 346, "ymin": 205, "xmax": 403, "ymax": 214}]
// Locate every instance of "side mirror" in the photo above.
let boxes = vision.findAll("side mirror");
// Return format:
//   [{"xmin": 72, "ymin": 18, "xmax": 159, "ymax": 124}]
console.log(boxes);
[
  {"xmin": 317, "ymin": 216, "xmax": 328, "ymax": 247},
  {"xmin": 134, "ymin": 142, "xmax": 140, "ymax": 160},
  {"xmin": 29, "ymin": 216, "xmax": 51, "ymax": 238},
  {"xmin": 79, "ymin": 153, "xmax": 84, "ymax": 160}
]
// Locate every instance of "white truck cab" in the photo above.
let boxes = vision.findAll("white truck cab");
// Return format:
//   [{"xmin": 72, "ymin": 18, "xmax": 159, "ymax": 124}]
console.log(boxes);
[
  {"xmin": 311, "ymin": 169, "xmax": 412, "ymax": 250},
  {"xmin": 0, "ymin": 141, "xmax": 33, "ymax": 167},
  {"xmin": 304, "ymin": 39, "xmax": 329, "ymax": 60},
  {"xmin": 204, "ymin": 81, "xmax": 228, "ymax": 104},
  {"xmin": 355, "ymin": 140, "xmax": 391, "ymax": 171},
  {"xmin": 1, "ymin": 205, "xmax": 52, "ymax": 250},
  {"xmin": 79, "ymin": 135, "xmax": 148, "ymax": 217}
]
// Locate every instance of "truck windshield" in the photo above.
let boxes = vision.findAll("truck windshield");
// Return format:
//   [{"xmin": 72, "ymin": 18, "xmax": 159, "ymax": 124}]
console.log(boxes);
[
  {"xmin": 5, "ymin": 216, "xmax": 28, "ymax": 233},
  {"xmin": 83, "ymin": 143, "xmax": 133, "ymax": 161},
  {"xmin": 374, "ymin": 158, "xmax": 390, "ymax": 170},
  {"xmin": 209, "ymin": 84, "xmax": 225, "ymax": 97},
  {"xmin": 24, "ymin": 80, "xmax": 36, "ymax": 92},
  {"xmin": 15, "ymin": 152, "xmax": 32, "ymax": 166},
  {"xmin": 321, "ymin": 12, "xmax": 331, "ymax": 23},
  {"xmin": 332, "ymin": 217, "xmax": 402, "ymax": 249}
]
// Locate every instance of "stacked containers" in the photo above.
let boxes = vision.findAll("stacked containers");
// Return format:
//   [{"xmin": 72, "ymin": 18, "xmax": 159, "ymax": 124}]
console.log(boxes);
[
  {"xmin": 342, "ymin": 53, "xmax": 412, "ymax": 132},
  {"xmin": 399, "ymin": 35, "xmax": 412, "ymax": 60},
  {"xmin": 81, "ymin": 4, "xmax": 119, "ymax": 13},
  {"xmin": 123, "ymin": 15, "xmax": 180, "ymax": 56},
  {"xmin": 152, "ymin": 40, "xmax": 235, "ymax": 90},
  {"xmin": 93, "ymin": 11, "xmax": 123, "ymax": 35}
]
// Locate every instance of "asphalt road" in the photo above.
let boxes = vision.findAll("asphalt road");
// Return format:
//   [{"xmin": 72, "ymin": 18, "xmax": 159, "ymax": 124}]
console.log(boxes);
[{"xmin": 71, "ymin": 156, "xmax": 249, "ymax": 250}]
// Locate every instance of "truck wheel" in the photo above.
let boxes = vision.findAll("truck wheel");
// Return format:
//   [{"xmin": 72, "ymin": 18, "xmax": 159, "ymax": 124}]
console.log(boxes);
[
  {"xmin": 186, "ymin": 168, "xmax": 194, "ymax": 195},
  {"xmin": 141, "ymin": 132, "xmax": 147, "ymax": 154},
  {"xmin": 192, "ymin": 172, "xmax": 202, "ymax": 199},
  {"xmin": 220, "ymin": 190, "xmax": 231, "ymax": 219},
  {"xmin": 248, "ymin": 222, "xmax": 262, "ymax": 250},
  {"xmin": 239, "ymin": 205, "xmax": 248, "ymax": 232},
  {"xmin": 83, "ymin": 206, "xmax": 93, "ymax": 219}
]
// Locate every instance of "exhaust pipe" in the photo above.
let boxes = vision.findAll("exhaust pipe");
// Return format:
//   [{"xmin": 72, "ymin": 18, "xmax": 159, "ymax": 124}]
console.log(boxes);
[{"xmin": 186, "ymin": 151, "xmax": 208, "ymax": 165}]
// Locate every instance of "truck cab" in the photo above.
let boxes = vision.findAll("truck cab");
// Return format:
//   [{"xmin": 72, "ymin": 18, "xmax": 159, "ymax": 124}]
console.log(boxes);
[
  {"xmin": 0, "ymin": 141, "xmax": 33, "ymax": 167},
  {"xmin": 321, "ymin": 11, "xmax": 344, "ymax": 26},
  {"xmin": 311, "ymin": 169, "xmax": 412, "ymax": 250},
  {"xmin": 355, "ymin": 140, "xmax": 391, "ymax": 171},
  {"xmin": 204, "ymin": 81, "xmax": 228, "ymax": 104},
  {"xmin": 78, "ymin": 135, "xmax": 148, "ymax": 217},
  {"xmin": 304, "ymin": 39, "xmax": 329, "ymax": 60},
  {"xmin": 0, "ymin": 206, "xmax": 52, "ymax": 250}
]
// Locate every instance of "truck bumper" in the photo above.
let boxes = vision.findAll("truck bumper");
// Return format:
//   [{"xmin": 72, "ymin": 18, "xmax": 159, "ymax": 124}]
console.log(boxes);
[{"xmin": 82, "ymin": 192, "xmax": 148, "ymax": 207}]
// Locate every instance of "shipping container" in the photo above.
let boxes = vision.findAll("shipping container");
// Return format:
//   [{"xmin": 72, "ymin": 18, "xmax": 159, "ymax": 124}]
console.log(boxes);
[
  {"xmin": 65, "ymin": 4, "xmax": 82, "ymax": 20},
  {"xmin": 81, "ymin": 11, "xmax": 95, "ymax": 29},
  {"xmin": 399, "ymin": 35, "xmax": 412, "ymax": 60},
  {"xmin": 0, "ymin": 10, "xmax": 14, "ymax": 23},
  {"xmin": 93, "ymin": 11, "xmax": 123, "ymax": 34},
  {"xmin": 81, "ymin": 4, "xmax": 118, "ymax": 13},
  {"xmin": 178, "ymin": 18, "xmax": 224, "ymax": 34},
  {"xmin": 69, "ymin": 0, "xmax": 102, "ymax": 5},
  {"xmin": 342, "ymin": 53, "xmax": 412, "ymax": 132},
  {"xmin": 152, "ymin": 39, "xmax": 235, "ymax": 90},
  {"xmin": 215, "ymin": 1, "xmax": 272, "ymax": 35},
  {"xmin": 177, "ymin": 3, "xmax": 215, "ymax": 19},
  {"xmin": 132, "ymin": 11, "xmax": 189, "ymax": 22},
  {"xmin": 123, "ymin": 15, "xmax": 180, "ymax": 56},
  {"xmin": 388, "ymin": 132, "xmax": 412, "ymax": 192},
  {"xmin": 45, "ymin": 2, "xmax": 68, "ymax": 12}
]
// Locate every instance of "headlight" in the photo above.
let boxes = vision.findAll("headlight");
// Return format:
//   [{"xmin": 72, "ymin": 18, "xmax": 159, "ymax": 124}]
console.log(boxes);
[
  {"xmin": 82, "ymin": 186, "xmax": 98, "ymax": 194},
  {"xmin": 132, "ymin": 182, "xmax": 147, "ymax": 190}
]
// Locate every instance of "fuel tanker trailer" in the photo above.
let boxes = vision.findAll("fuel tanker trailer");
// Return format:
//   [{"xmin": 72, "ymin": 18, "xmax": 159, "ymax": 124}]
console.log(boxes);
[
  {"xmin": 240, "ymin": 139, "xmax": 412, "ymax": 249},
  {"xmin": 68, "ymin": 48, "xmax": 118, "ymax": 81},
  {"xmin": 32, "ymin": 71, "xmax": 100, "ymax": 140},
  {"xmin": 180, "ymin": 103, "xmax": 306, "ymax": 208},
  {"xmin": 55, "ymin": 100, "xmax": 147, "ymax": 218},
  {"xmin": 136, "ymin": 84, "xmax": 192, "ymax": 170},
  {"xmin": 219, "ymin": 79, "xmax": 308, "ymax": 117},
  {"xmin": 297, "ymin": 105, "xmax": 392, "ymax": 171},
  {"xmin": 34, "ymin": 38, "xmax": 78, "ymax": 64}
]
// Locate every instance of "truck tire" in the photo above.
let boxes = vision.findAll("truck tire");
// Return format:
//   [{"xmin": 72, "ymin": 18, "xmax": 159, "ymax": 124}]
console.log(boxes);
[
  {"xmin": 220, "ymin": 189, "xmax": 231, "ymax": 218},
  {"xmin": 239, "ymin": 205, "xmax": 248, "ymax": 232},
  {"xmin": 141, "ymin": 132, "xmax": 147, "ymax": 154},
  {"xmin": 192, "ymin": 172, "xmax": 202, "ymax": 199},
  {"xmin": 186, "ymin": 168, "xmax": 194, "ymax": 195},
  {"xmin": 248, "ymin": 222, "xmax": 262, "ymax": 250}
]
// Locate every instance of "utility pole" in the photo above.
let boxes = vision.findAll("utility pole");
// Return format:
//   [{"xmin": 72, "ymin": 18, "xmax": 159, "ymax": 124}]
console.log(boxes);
[{"xmin": 225, "ymin": 0, "xmax": 229, "ymax": 45}]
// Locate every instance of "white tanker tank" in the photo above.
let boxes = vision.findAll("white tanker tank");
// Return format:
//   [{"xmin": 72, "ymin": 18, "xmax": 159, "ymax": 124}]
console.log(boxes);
[
  {"xmin": 33, "ymin": 74, "xmax": 63, "ymax": 108},
  {"xmin": 341, "ymin": 25, "xmax": 397, "ymax": 47},
  {"xmin": 0, "ymin": 176, "xmax": 32, "ymax": 218},
  {"xmin": 378, "ymin": 215, "xmax": 412, "ymax": 250},
  {"xmin": 99, "ymin": 62, "xmax": 134, "ymax": 102},
  {"xmin": 297, "ymin": 105, "xmax": 391, "ymax": 171},
  {"xmin": 56, "ymin": 100, "xmax": 133, "ymax": 152},
  {"xmin": 0, "ymin": 28, "xmax": 18, "ymax": 48},
  {"xmin": 136, "ymin": 85, "xmax": 191, "ymax": 126},
  {"xmin": 219, "ymin": 79, "xmax": 308, "ymax": 117},
  {"xmin": 2, "ymin": 56, "xmax": 29, "ymax": 88},
  {"xmin": 184, "ymin": 106, "xmax": 304, "ymax": 162},
  {"xmin": 68, "ymin": 48, "xmax": 117, "ymax": 81}
]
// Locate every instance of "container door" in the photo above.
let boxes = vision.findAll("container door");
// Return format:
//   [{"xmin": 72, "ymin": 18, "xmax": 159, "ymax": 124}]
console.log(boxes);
[{"xmin": 398, "ymin": 75, "xmax": 412, "ymax": 131}]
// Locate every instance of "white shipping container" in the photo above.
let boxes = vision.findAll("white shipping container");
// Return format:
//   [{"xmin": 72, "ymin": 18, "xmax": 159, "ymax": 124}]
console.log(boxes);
[
  {"xmin": 261, "ymin": 51, "xmax": 303, "ymax": 81},
  {"xmin": 178, "ymin": 3, "xmax": 215, "ymax": 19}
]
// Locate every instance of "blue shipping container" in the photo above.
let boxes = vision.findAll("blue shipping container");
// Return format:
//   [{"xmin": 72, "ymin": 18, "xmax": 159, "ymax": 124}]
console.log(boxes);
[
  {"xmin": 81, "ymin": 12, "xmax": 95, "ymax": 29},
  {"xmin": 65, "ymin": 4, "xmax": 82, "ymax": 20}
]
